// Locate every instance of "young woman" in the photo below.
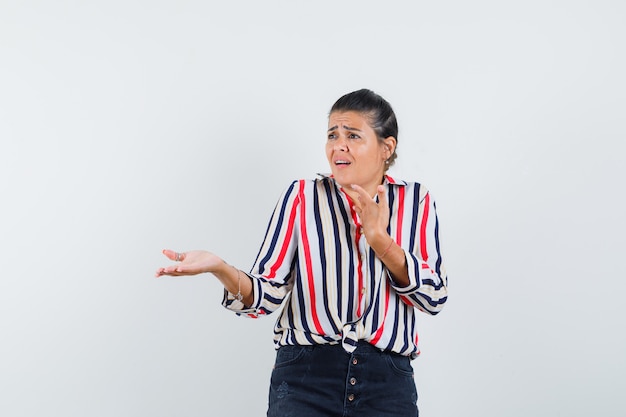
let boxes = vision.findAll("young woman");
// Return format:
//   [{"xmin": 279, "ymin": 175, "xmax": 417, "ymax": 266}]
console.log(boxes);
[{"xmin": 156, "ymin": 88, "xmax": 448, "ymax": 417}]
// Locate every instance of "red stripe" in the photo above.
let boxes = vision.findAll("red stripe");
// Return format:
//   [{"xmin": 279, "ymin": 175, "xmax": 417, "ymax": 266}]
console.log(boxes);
[
  {"xmin": 266, "ymin": 193, "xmax": 300, "ymax": 279},
  {"xmin": 370, "ymin": 280, "xmax": 391, "ymax": 344},
  {"xmin": 343, "ymin": 192, "xmax": 365, "ymax": 317},
  {"xmin": 299, "ymin": 180, "xmax": 324, "ymax": 334},
  {"xmin": 419, "ymin": 193, "xmax": 430, "ymax": 262}
]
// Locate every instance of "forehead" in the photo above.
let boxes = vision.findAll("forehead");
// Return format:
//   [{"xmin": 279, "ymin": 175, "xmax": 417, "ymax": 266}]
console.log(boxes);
[{"xmin": 328, "ymin": 111, "xmax": 373, "ymax": 129}]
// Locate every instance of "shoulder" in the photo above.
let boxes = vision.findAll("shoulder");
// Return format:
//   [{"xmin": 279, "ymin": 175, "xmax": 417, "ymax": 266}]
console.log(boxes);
[
  {"xmin": 385, "ymin": 175, "xmax": 426, "ymax": 191},
  {"xmin": 386, "ymin": 175, "xmax": 432, "ymax": 202},
  {"xmin": 276, "ymin": 176, "xmax": 331, "ymax": 198},
  {"xmin": 286, "ymin": 175, "xmax": 338, "ymax": 190}
]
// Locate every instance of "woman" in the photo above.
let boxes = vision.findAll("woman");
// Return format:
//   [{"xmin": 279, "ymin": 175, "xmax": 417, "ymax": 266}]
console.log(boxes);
[{"xmin": 156, "ymin": 89, "xmax": 448, "ymax": 417}]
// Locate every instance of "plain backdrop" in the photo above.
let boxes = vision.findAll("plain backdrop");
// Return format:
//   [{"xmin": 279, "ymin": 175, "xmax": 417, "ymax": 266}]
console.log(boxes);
[{"xmin": 1, "ymin": 1, "xmax": 625, "ymax": 416}]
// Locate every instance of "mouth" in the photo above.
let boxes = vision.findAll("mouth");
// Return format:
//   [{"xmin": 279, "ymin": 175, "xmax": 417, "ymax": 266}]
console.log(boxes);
[{"xmin": 334, "ymin": 159, "xmax": 351, "ymax": 166}]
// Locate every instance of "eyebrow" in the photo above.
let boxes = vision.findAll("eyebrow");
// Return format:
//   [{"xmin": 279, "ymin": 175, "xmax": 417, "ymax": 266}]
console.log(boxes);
[{"xmin": 327, "ymin": 125, "xmax": 363, "ymax": 133}]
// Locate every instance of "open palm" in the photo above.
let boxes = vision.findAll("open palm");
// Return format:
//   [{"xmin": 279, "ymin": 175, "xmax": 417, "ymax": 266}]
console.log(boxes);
[{"xmin": 155, "ymin": 249, "xmax": 223, "ymax": 277}]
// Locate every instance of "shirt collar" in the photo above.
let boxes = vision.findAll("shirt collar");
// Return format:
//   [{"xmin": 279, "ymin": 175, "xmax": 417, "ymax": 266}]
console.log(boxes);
[{"xmin": 316, "ymin": 173, "xmax": 408, "ymax": 187}]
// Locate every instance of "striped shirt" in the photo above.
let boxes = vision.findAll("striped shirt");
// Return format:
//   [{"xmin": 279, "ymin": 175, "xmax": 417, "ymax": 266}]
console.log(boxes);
[{"xmin": 223, "ymin": 174, "xmax": 448, "ymax": 357}]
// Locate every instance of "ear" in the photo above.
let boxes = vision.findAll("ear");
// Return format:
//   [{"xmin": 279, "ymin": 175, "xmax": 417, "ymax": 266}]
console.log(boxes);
[{"xmin": 382, "ymin": 136, "xmax": 397, "ymax": 158}]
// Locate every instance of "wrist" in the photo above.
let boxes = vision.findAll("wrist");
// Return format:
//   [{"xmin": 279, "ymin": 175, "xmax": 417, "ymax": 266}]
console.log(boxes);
[
  {"xmin": 377, "ymin": 236, "xmax": 394, "ymax": 259},
  {"xmin": 213, "ymin": 259, "xmax": 231, "ymax": 275},
  {"xmin": 368, "ymin": 230, "xmax": 389, "ymax": 247}
]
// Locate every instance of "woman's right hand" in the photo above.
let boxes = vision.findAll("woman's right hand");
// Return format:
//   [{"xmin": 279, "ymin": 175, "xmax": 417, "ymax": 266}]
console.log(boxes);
[{"xmin": 155, "ymin": 249, "xmax": 224, "ymax": 277}]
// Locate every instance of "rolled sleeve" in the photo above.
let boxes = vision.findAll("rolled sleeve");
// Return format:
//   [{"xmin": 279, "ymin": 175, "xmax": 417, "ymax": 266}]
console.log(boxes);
[
  {"xmin": 389, "ymin": 251, "xmax": 448, "ymax": 315},
  {"xmin": 222, "ymin": 272, "xmax": 265, "ymax": 317}
]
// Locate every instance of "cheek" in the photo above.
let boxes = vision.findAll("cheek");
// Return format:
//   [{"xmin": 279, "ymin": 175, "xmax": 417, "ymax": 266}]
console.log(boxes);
[
  {"xmin": 325, "ymin": 143, "xmax": 333, "ymax": 159},
  {"xmin": 365, "ymin": 147, "xmax": 384, "ymax": 162}
]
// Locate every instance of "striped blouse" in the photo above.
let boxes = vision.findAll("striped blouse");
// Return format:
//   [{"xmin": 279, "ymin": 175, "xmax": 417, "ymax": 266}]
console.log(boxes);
[{"xmin": 223, "ymin": 174, "xmax": 448, "ymax": 357}]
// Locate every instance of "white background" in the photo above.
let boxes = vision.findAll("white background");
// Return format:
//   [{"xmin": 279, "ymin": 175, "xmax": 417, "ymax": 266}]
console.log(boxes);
[{"xmin": 1, "ymin": 1, "xmax": 625, "ymax": 416}]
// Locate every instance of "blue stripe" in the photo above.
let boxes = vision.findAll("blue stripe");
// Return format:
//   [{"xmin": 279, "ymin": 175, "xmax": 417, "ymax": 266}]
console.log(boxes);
[
  {"xmin": 293, "ymin": 265, "xmax": 314, "ymax": 335},
  {"xmin": 323, "ymin": 179, "xmax": 344, "ymax": 321},
  {"xmin": 313, "ymin": 182, "xmax": 340, "ymax": 335},
  {"xmin": 433, "ymin": 200, "xmax": 443, "ymax": 279},
  {"xmin": 366, "ymin": 248, "xmax": 380, "ymax": 330},
  {"xmin": 384, "ymin": 296, "xmax": 402, "ymax": 351},
  {"xmin": 254, "ymin": 279, "xmax": 264, "ymax": 310},
  {"xmin": 400, "ymin": 304, "xmax": 410, "ymax": 353},
  {"xmin": 343, "ymin": 338, "xmax": 358, "ymax": 347},
  {"xmin": 386, "ymin": 183, "xmax": 395, "ymax": 236},
  {"xmin": 421, "ymin": 278, "xmax": 445, "ymax": 290},
  {"xmin": 408, "ymin": 183, "xmax": 420, "ymax": 253},
  {"xmin": 284, "ymin": 299, "xmax": 296, "ymax": 342},
  {"xmin": 264, "ymin": 293, "xmax": 283, "ymax": 306},
  {"xmin": 333, "ymin": 183, "xmax": 355, "ymax": 322}
]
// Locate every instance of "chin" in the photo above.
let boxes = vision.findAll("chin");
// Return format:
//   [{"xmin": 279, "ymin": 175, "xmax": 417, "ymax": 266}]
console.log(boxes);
[{"xmin": 331, "ymin": 173, "xmax": 351, "ymax": 187}]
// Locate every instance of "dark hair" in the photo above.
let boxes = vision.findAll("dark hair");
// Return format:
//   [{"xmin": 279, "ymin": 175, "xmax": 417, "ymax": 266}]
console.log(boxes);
[{"xmin": 330, "ymin": 88, "xmax": 399, "ymax": 168}]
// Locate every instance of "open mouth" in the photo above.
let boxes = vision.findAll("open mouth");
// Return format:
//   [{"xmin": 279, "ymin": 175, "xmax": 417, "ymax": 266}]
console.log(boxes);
[{"xmin": 335, "ymin": 159, "xmax": 351, "ymax": 166}]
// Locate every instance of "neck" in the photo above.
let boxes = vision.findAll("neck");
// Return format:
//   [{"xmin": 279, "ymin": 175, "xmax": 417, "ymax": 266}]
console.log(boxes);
[{"xmin": 339, "ymin": 174, "xmax": 386, "ymax": 201}]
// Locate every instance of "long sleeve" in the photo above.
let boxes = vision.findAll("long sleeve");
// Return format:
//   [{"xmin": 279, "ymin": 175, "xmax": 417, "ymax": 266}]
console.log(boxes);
[
  {"xmin": 389, "ymin": 187, "xmax": 448, "ymax": 315},
  {"xmin": 222, "ymin": 181, "xmax": 300, "ymax": 317},
  {"xmin": 222, "ymin": 176, "xmax": 448, "ymax": 357}
]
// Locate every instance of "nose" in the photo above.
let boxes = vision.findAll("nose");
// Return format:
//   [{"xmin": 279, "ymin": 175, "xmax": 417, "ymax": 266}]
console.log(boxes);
[{"xmin": 334, "ymin": 136, "xmax": 348, "ymax": 152}]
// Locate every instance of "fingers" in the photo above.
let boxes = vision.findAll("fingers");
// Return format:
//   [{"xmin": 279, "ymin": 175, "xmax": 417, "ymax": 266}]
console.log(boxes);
[
  {"xmin": 350, "ymin": 184, "xmax": 386, "ymax": 204},
  {"xmin": 350, "ymin": 184, "xmax": 368, "ymax": 200},
  {"xmin": 155, "ymin": 267, "xmax": 174, "ymax": 277},
  {"xmin": 155, "ymin": 268, "xmax": 174, "ymax": 277},
  {"xmin": 349, "ymin": 184, "xmax": 367, "ymax": 211},
  {"xmin": 348, "ymin": 185, "xmax": 390, "ymax": 240},
  {"xmin": 155, "ymin": 262, "xmax": 178, "ymax": 277},
  {"xmin": 162, "ymin": 249, "xmax": 176, "ymax": 260},
  {"xmin": 377, "ymin": 184, "xmax": 388, "ymax": 209},
  {"xmin": 162, "ymin": 249, "xmax": 186, "ymax": 262},
  {"xmin": 155, "ymin": 264, "xmax": 187, "ymax": 277},
  {"xmin": 350, "ymin": 184, "xmax": 388, "ymax": 209},
  {"xmin": 156, "ymin": 249, "xmax": 187, "ymax": 277}
]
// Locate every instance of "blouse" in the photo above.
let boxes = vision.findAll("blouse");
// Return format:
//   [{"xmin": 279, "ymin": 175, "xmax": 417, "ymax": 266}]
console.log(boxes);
[{"xmin": 223, "ymin": 174, "xmax": 448, "ymax": 357}]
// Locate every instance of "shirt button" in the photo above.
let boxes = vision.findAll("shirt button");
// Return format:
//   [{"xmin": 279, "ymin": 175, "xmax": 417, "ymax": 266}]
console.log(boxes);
[
  {"xmin": 348, "ymin": 394, "xmax": 355, "ymax": 402},
  {"xmin": 350, "ymin": 377, "xmax": 357, "ymax": 385},
  {"xmin": 352, "ymin": 358, "xmax": 358, "ymax": 365}
]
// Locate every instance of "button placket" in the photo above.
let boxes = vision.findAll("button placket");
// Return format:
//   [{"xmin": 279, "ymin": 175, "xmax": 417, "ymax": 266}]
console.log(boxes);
[{"xmin": 345, "ymin": 353, "xmax": 360, "ymax": 407}]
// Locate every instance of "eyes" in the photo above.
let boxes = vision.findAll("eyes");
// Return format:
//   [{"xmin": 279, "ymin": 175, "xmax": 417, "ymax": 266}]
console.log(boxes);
[{"xmin": 327, "ymin": 132, "xmax": 361, "ymax": 141}]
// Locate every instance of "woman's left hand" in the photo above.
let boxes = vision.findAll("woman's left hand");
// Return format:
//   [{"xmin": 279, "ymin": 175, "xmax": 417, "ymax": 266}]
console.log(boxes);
[{"xmin": 351, "ymin": 184, "xmax": 390, "ymax": 247}]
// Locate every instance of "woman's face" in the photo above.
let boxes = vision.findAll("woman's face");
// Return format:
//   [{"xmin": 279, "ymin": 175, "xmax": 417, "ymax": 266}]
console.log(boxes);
[{"xmin": 326, "ymin": 111, "xmax": 394, "ymax": 195}]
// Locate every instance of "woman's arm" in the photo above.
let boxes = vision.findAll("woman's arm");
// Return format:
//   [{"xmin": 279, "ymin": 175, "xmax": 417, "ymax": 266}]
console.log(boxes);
[
  {"xmin": 351, "ymin": 184, "xmax": 448, "ymax": 315},
  {"xmin": 156, "ymin": 181, "xmax": 301, "ymax": 316},
  {"xmin": 155, "ymin": 249, "xmax": 254, "ymax": 307},
  {"xmin": 350, "ymin": 184, "xmax": 410, "ymax": 285}
]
